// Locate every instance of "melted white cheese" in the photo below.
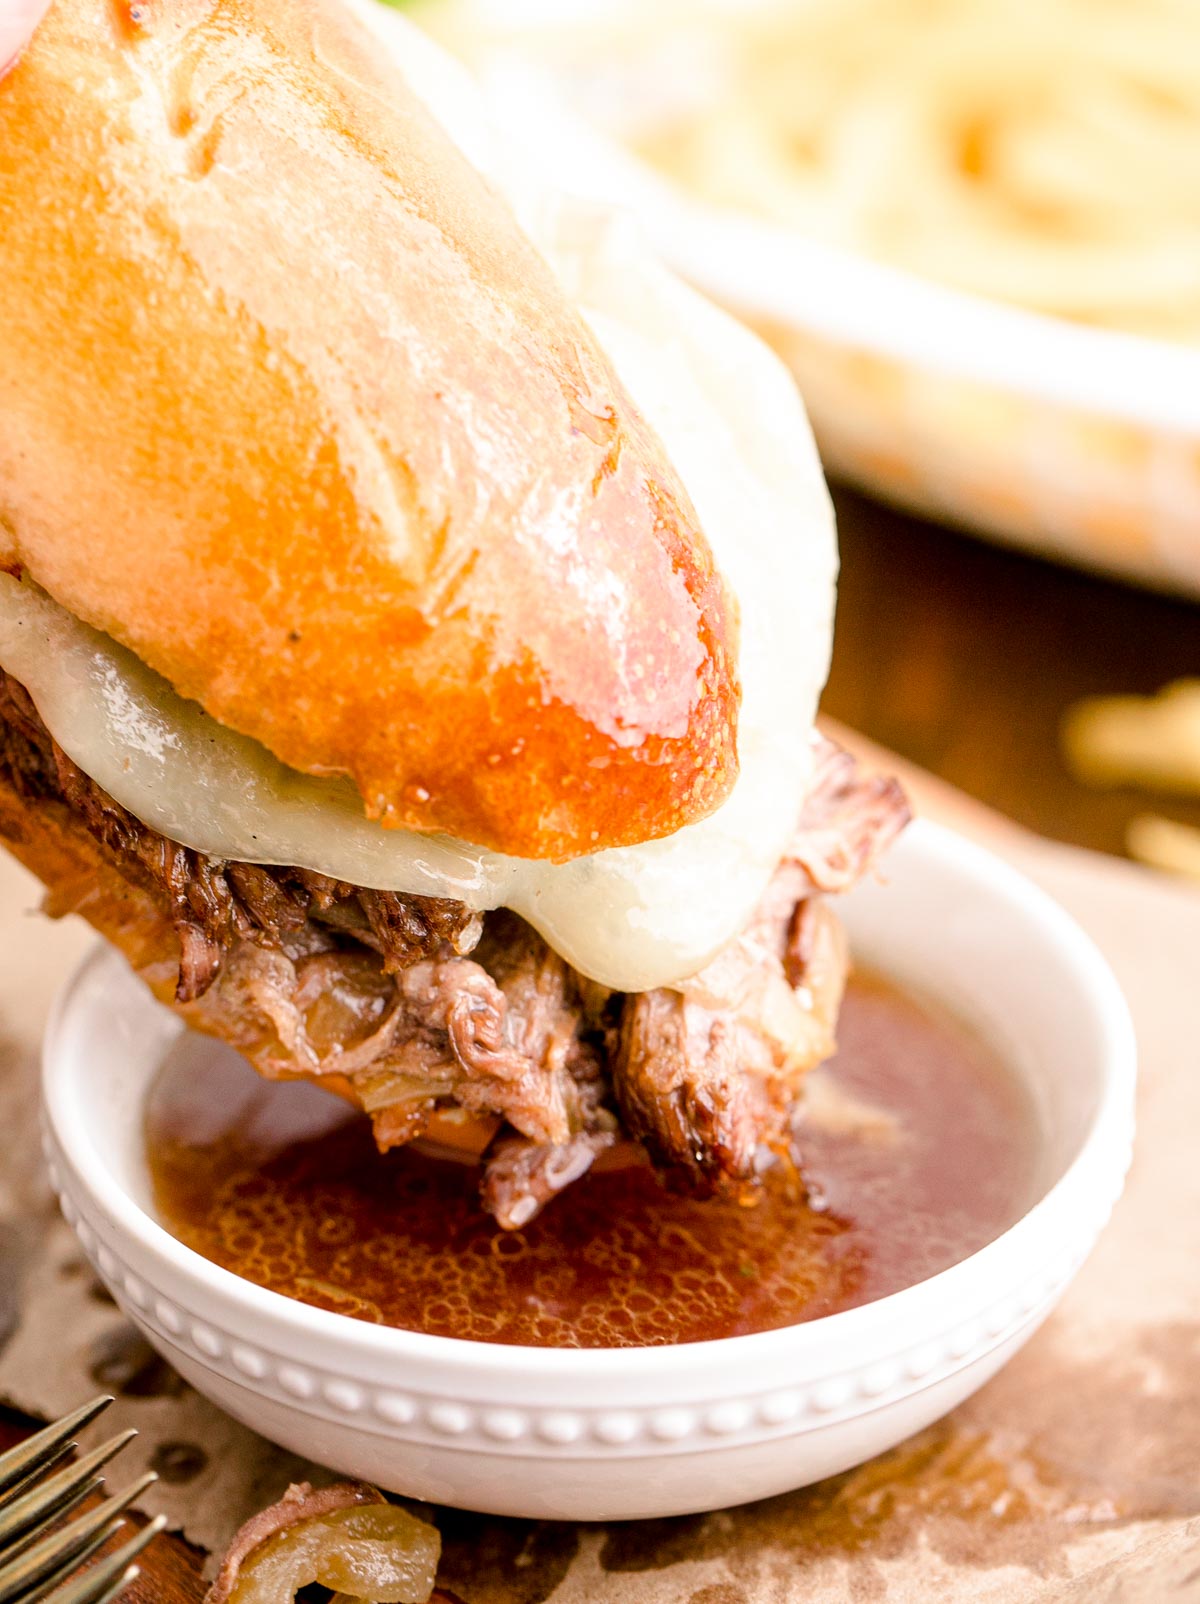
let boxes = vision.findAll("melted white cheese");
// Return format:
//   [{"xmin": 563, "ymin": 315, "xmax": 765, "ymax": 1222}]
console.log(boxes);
[{"xmin": 0, "ymin": 7, "xmax": 836, "ymax": 993}]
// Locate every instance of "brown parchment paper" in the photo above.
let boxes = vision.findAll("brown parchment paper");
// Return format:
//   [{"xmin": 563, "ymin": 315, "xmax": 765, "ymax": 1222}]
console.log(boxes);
[{"xmin": 1, "ymin": 752, "xmax": 1198, "ymax": 1602}]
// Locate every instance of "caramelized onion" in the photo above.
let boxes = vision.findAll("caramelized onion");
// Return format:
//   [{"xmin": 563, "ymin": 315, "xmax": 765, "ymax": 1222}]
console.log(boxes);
[{"xmin": 206, "ymin": 1481, "xmax": 440, "ymax": 1604}]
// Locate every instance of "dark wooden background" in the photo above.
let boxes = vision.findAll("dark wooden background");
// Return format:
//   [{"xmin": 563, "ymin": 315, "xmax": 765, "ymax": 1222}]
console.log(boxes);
[
  {"xmin": 2, "ymin": 486, "xmax": 1197, "ymax": 1600},
  {"xmin": 824, "ymin": 486, "xmax": 1200, "ymax": 856}
]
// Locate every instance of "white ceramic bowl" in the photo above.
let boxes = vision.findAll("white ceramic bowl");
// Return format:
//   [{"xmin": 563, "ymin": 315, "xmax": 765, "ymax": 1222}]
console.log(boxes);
[{"xmin": 41, "ymin": 821, "xmax": 1134, "ymax": 1521}]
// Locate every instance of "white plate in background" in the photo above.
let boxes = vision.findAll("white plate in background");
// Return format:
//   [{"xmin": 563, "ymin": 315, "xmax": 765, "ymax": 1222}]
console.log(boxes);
[{"xmin": 444, "ymin": 22, "xmax": 1200, "ymax": 598}]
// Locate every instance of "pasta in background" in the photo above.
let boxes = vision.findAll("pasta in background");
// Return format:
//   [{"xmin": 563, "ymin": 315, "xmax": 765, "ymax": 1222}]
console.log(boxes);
[
  {"xmin": 420, "ymin": 0, "xmax": 1200, "ymax": 603},
  {"xmin": 427, "ymin": 0, "xmax": 1200, "ymax": 343}
]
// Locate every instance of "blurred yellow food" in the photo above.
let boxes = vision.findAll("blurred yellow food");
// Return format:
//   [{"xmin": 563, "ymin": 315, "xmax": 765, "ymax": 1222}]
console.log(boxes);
[
  {"xmin": 1127, "ymin": 814, "xmax": 1200, "ymax": 883},
  {"xmin": 1063, "ymin": 681, "xmax": 1200, "ymax": 794},
  {"xmin": 428, "ymin": 0, "xmax": 1200, "ymax": 343}
]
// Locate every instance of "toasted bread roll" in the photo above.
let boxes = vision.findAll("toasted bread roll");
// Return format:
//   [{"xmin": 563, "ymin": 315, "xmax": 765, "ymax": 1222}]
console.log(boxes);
[{"xmin": 0, "ymin": 0, "xmax": 738, "ymax": 861}]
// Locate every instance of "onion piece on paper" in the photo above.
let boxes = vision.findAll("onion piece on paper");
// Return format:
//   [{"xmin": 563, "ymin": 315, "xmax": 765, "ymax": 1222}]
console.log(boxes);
[{"xmin": 205, "ymin": 1480, "xmax": 441, "ymax": 1604}]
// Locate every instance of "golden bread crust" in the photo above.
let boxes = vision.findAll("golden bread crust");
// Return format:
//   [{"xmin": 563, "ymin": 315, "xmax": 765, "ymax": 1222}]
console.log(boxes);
[{"xmin": 0, "ymin": 0, "xmax": 738, "ymax": 860}]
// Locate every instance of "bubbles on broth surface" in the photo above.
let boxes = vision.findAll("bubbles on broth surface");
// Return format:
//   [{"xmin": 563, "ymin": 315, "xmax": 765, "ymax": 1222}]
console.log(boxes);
[{"xmin": 145, "ymin": 973, "xmax": 1039, "ymax": 1347}]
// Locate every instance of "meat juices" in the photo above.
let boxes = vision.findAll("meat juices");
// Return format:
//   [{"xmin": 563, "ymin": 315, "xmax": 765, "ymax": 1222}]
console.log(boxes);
[
  {"xmin": 0, "ymin": 667, "xmax": 909, "ymax": 1224},
  {"xmin": 145, "ymin": 972, "xmax": 1040, "ymax": 1348}
]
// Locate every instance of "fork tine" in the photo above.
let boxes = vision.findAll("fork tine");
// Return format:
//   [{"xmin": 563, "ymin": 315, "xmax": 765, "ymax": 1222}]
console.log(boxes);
[
  {"xmin": 42, "ymin": 1567, "xmax": 139, "ymax": 1604},
  {"xmin": 0, "ymin": 1399, "xmax": 112, "ymax": 1500},
  {"xmin": 0, "ymin": 1432, "xmax": 136, "ymax": 1547},
  {"xmin": 0, "ymin": 1446, "xmax": 75, "ymax": 1512},
  {"xmin": 0, "ymin": 1518, "xmax": 118, "ymax": 1604},
  {"xmin": 0, "ymin": 1479, "xmax": 103, "ymax": 1570},
  {"xmin": 0, "ymin": 1472, "xmax": 158, "ymax": 1603},
  {"xmin": 37, "ymin": 1514, "xmax": 168, "ymax": 1604},
  {"xmin": 49, "ymin": 1574, "xmax": 140, "ymax": 1604}
]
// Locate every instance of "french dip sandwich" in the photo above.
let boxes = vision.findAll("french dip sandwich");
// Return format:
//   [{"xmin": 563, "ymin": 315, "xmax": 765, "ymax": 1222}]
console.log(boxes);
[{"xmin": 0, "ymin": 0, "xmax": 907, "ymax": 1227}]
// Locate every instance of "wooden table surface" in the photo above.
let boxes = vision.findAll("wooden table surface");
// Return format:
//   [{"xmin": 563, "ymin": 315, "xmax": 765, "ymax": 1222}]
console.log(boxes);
[
  {"xmin": 2, "ymin": 487, "xmax": 1197, "ymax": 1602},
  {"xmin": 825, "ymin": 486, "xmax": 1200, "ymax": 856}
]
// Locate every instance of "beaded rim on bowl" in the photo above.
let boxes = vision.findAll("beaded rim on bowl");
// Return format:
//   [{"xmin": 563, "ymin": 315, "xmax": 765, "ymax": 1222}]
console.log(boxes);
[
  {"xmin": 40, "ymin": 821, "xmax": 1136, "ymax": 1428},
  {"xmin": 41, "ymin": 1104, "xmax": 1123, "ymax": 1459}
]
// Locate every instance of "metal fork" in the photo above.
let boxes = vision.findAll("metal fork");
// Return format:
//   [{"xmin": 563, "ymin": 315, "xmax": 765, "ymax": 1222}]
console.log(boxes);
[{"xmin": 0, "ymin": 1396, "xmax": 166, "ymax": 1603}]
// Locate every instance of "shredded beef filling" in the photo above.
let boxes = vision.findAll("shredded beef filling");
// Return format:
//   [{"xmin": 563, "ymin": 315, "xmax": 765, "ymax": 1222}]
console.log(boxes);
[
  {"xmin": 0, "ymin": 667, "xmax": 910, "ymax": 1225},
  {"xmin": 0, "ymin": 671, "xmax": 481, "ymax": 1002}
]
